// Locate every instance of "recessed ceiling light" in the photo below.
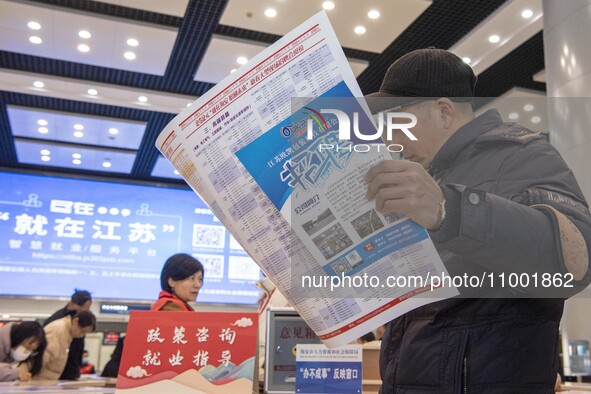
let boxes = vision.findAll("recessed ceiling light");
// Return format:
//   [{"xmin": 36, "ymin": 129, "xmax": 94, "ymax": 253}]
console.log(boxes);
[
  {"xmin": 87, "ymin": 88, "xmax": 98, "ymax": 95},
  {"xmin": 38, "ymin": 127, "xmax": 48, "ymax": 134},
  {"xmin": 230, "ymin": 68, "xmax": 236, "ymax": 73},
  {"xmin": 109, "ymin": 127, "xmax": 119, "ymax": 135},
  {"xmin": 124, "ymin": 51, "xmax": 136, "ymax": 60},
  {"xmin": 29, "ymin": 36, "xmax": 42, "ymax": 44},
  {"xmin": 1, "ymin": 313, "xmax": 10, "ymax": 319},
  {"xmin": 37, "ymin": 119, "xmax": 48, "ymax": 126},
  {"xmin": 174, "ymin": 170, "xmax": 180, "ymax": 175},
  {"xmin": 186, "ymin": 103, "xmax": 192, "ymax": 107},
  {"xmin": 508, "ymin": 112, "xmax": 519, "ymax": 120},
  {"xmin": 72, "ymin": 153, "xmax": 82, "ymax": 159},
  {"xmin": 33, "ymin": 80, "xmax": 44, "ymax": 88},
  {"xmin": 236, "ymin": 56, "xmax": 248, "ymax": 65},
  {"xmin": 40, "ymin": 149, "xmax": 50, "ymax": 155},
  {"xmin": 77, "ymin": 44, "xmax": 90, "ymax": 53},
  {"xmin": 488, "ymin": 35, "xmax": 500, "ymax": 44},
  {"xmin": 264, "ymin": 8, "xmax": 277, "ymax": 18},
  {"xmin": 74, "ymin": 131, "xmax": 84, "ymax": 138},
  {"xmin": 74, "ymin": 124, "xmax": 84, "ymax": 130},
  {"xmin": 354, "ymin": 26, "xmax": 366, "ymax": 35},
  {"xmin": 531, "ymin": 116, "xmax": 541, "ymax": 123},
  {"xmin": 524, "ymin": 104, "xmax": 534, "ymax": 111},
  {"xmin": 41, "ymin": 155, "xmax": 50, "ymax": 162},
  {"xmin": 368, "ymin": 10, "xmax": 380, "ymax": 19},
  {"xmin": 78, "ymin": 30, "xmax": 91, "ymax": 39},
  {"xmin": 462, "ymin": 57, "xmax": 471, "ymax": 64},
  {"xmin": 102, "ymin": 161, "xmax": 112, "ymax": 168},
  {"xmin": 138, "ymin": 96, "xmax": 148, "ymax": 103},
  {"xmin": 521, "ymin": 9, "xmax": 533, "ymax": 19},
  {"xmin": 322, "ymin": 1, "xmax": 335, "ymax": 10},
  {"xmin": 27, "ymin": 21, "xmax": 41, "ymax": 30},
  {"xmin": 127, "ymin": 38, "xmax": 139, "ymax": 47},
  {"xmin": 72, "ymin": 159, "xmax": 82, "ymax": 165}
]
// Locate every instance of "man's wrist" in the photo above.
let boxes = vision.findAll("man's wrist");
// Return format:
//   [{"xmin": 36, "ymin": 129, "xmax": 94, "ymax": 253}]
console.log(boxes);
[{"xmin": 429, "ymin": 185, "xmax": 461, "ymax": 243}]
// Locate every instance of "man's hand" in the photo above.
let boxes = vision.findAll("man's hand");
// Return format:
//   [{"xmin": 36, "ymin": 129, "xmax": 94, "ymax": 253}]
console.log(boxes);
[{"xmin": 365, "ymin": 160, "xmax": 444, "ymax": 230}]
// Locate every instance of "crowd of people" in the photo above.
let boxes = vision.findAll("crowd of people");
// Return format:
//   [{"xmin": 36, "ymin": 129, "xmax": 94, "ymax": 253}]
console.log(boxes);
[{"xmin": 0, "ymin": 253, "xmax": 205, "ymax": 382}]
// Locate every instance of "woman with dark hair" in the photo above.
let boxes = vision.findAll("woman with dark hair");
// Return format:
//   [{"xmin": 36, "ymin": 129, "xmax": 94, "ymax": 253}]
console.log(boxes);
[
  {"xmin": 151, "ymin": 253, "xmax": 204, "ymax": 311},
  {"xmin": 35, "ymin": 311, "xmax": 96, "ymax": 380},
  {"xmin": 0, "ymin": 321, "xmax": 46, "ymax": 381}
]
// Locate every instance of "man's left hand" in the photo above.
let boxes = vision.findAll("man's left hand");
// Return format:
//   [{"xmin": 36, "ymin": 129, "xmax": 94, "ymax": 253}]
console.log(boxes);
[{"xmin": 365, "ymin": 160, "xmax": 444, "ymax": 230}]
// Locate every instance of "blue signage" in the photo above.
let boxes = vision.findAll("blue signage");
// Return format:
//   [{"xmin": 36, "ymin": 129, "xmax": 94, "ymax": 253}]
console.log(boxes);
[{"xmin": 0, "ymin": 171, "xmax": 261, "ymax": 303}]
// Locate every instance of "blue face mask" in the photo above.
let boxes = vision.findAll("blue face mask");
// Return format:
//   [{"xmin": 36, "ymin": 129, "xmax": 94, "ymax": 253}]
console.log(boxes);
[{"xmin": 82, "ymin": 357, "xmax": 90, "ymax": 364}]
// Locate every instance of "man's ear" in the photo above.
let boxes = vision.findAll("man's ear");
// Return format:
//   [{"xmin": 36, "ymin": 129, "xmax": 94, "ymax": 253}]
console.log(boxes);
[{"xmin": 435, "ymin": 98, "xmax": 454, "ymax": 129}]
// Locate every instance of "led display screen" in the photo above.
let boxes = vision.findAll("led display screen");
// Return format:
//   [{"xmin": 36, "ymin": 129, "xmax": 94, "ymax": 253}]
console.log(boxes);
[{"xmin": 0, "ymin": 171, "xmax": 261, "ymax": 304}]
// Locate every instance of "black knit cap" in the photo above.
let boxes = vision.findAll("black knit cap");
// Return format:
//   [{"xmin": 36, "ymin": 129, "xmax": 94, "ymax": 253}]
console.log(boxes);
[{"xmin": 366, "ymin": 48, "xmax": 477, "ymax": 113}]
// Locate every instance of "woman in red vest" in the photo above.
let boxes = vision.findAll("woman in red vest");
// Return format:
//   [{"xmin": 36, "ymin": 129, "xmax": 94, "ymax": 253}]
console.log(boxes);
[{"xmin": 151, "ymin": 253, "xmax": 204, "ymax": 312}]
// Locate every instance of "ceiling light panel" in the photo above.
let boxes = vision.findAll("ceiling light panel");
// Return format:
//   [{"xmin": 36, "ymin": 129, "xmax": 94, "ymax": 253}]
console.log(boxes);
[
  {"xmin": 91, "ymin": 0, "xmax": 189, "ymax": 17},
  {"xmin": 220, "ymin": 0, "xmax": 431, "ymax": 53},
  {"xmin": 151, "ymin": 156, "xmax": 184, "ymax": 179},
  {"xmin": 8, "ymin": 106, "xmax": 146, "ymax": 150},
  {"xmin": 0, "ymin": 69, "xmax": 197, "ymax": 113},
  {"xmin": 0, "ymin": 0, "xmax": 178, "ymax": 75},
  {"xmin": 476, "ymin": 88, "xmax": 548, "ymax": 133},
  {"xmin": 194, "ymin": 35, "xmax": 369, "ymax": 84},
  {"xmin": 449, "ymin": 0, "xmax": 543, "ymax": 75},
  {"xmin": 14, "ymin": 139, "xmax": 136, "ymax": 173}
]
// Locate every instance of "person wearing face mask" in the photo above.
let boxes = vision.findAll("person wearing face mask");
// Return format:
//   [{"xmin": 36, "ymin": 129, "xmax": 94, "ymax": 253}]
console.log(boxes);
[
  {"xmin": 80, "ymin": 350, "xmax": 95, "ymax": 375},
  {"xmin": 151, "ymin": 253, "xmax": 204, "ymax": 311},
  {"xmin": 0, "ymin": 321, "xmax": 47, "ymax": 382},
  {"xmin": 34, "ymin": 311, "xmax": 96, "ymax": 381}
]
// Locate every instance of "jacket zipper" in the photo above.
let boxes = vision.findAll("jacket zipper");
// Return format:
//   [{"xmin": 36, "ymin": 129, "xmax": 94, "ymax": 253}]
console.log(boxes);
[{"xmin": 463, "ymin": 357, "xmax": 467, "ymax": 394}]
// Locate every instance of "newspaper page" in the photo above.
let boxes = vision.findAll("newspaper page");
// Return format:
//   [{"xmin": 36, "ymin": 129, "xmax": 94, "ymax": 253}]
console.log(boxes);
[{"xmin": 156, "ymin": 11, "xmax": 457, "ymax": 347}]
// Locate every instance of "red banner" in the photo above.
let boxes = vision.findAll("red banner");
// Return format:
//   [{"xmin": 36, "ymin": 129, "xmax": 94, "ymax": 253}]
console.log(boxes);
[{"xmin": 115, "ymin": 311, "xmax": 258, "ymax": 393}]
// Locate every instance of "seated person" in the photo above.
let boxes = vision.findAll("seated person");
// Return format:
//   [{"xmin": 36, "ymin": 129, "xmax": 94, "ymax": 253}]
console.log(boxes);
[
  {"xmin": 0, "ymin": 321, "xmax": 46, "ymax": 382},
  {"xmin": 151, "ymin": 253, "xmax": 204, "ymax": 311},
  {"xmin": 100, "ymin": 334, "xmax": 125, "ymax": 378},
  {"xmin": 80, "ymin": 349, "xmax": 95, "ymax": 375},
  {"xmin": 34, "ymin": 311, "xmax": 96, "ymax": 380}
]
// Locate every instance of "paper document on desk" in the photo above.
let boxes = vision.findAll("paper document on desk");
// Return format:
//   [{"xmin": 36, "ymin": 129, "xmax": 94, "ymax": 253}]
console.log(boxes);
[{"xmin": 156, "ymin": 11, "xmax": 457, "ymax": 347}]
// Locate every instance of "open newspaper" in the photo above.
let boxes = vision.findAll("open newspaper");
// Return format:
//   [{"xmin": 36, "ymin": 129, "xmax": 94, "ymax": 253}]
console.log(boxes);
[{"xmin": 156, "ymin": 11, "xmax": 457, "ymax": 347}]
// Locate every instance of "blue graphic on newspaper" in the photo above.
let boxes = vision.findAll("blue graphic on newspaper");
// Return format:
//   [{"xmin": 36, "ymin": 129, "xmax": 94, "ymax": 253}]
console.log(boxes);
[{"xmin": 236, "ymin": 81, "xmax": 377, "ymax": 211}]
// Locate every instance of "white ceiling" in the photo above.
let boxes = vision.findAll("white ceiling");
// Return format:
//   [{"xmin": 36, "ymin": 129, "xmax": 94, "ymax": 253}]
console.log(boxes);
[
  {"xmin": 220, "ymin": 0, "xmax": 431, "ymax": 53},
  {"xmin": 7, "ymin": 105, "xmax": 146, "ymax": 150},
  {"xmin": 450, "ymin": 0, "xmax": 543, "ymax": 75},
  {"xmin": 14, "ymin": 139, "xmax": 137, "ymax": 174},
  {"xmin": 0, "ymin": 0, "xmax": 178, "ymax": 76},
  {"xmin": 477, "ymin": 87, "xmax": 548, "ymax": 133},
  {"xmin": 0, "ymin": 69, "xmax": 197, "ymax": 113},
  {"xmin": 151, "ymin": 156, "xmax": 183, "ymax": 179},
  {"xmin": 0, "ymin": 0, "xmax": 549, "ymax": 180}
]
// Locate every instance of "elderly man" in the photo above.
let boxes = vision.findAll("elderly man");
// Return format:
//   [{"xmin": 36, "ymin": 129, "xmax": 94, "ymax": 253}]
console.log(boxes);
[{"xmin": 365, "ymin": 48, "xmax": 591, "ymax": 393}]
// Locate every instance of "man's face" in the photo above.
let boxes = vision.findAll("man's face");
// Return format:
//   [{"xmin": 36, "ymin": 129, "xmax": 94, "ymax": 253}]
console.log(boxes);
[{"xmin": 385, "ymin": 101, "xmax": 445, "ymax": 170}]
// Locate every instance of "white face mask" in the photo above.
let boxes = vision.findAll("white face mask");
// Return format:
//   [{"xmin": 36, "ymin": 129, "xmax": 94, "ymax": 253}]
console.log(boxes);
[{"xmin": 10, "ymin": 345, "xmax": 32, "ymax": 362}]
